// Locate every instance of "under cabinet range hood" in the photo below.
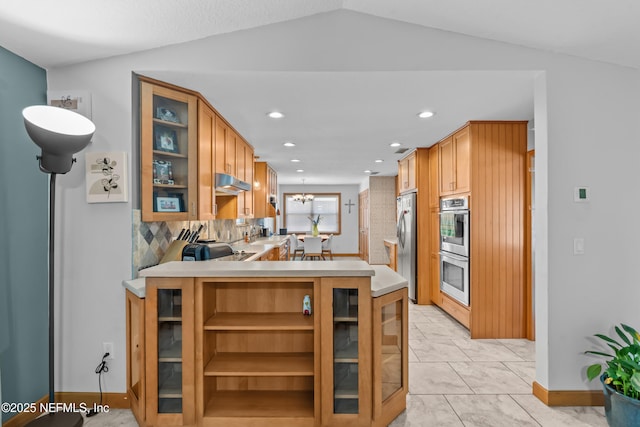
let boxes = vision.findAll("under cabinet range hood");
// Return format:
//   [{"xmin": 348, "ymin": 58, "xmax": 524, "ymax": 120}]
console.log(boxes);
[{"xmin": 215, "ymin": 173, "xmax": 251, "ymax": 195}]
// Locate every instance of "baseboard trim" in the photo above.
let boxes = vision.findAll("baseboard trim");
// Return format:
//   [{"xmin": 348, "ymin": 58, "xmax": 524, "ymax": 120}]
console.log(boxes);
[
  {"xmin": 55, "ymin": 392, "xmax": 129, "ymax": 409},
  {"xmin": 2, "ymin": 395, "xmax": 49, "ymax": 427},
  {"xmin": 532, "ymin": 381, "xmax": 604, "ymax": 406},
  {"xmin": 332, "ymin": 253, "xmax": 360, "ymax": 258},
  {"xmin": 2, "ymin": 393, "xmax": 129, "ymax": 427}
]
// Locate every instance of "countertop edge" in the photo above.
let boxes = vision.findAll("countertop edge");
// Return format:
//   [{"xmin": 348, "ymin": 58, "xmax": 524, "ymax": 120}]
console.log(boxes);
[
  {"xmin": 370, "ymin": 264, "xmax": 408, "ymax": 297},
  {"xmin": 122, "ymin": 278, "xmax": 146, "ymax": 298},
  {"xmin": 126, "ymin": 262, "xmax": 407, "ymax": 299}
]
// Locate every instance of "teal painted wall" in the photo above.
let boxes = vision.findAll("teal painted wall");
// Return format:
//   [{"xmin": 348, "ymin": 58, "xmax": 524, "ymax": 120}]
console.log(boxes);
[{"xmin": 0, "ymin": 46, "xmax": 48, "ymax": 422}]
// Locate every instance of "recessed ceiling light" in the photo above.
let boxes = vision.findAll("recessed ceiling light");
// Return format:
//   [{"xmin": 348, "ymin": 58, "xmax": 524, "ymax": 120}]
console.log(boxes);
[
  {"xmin": 283, "ymin": 141, "xmax": 296, "ymax": 147},
  {"xmin": 364, "ymin": 170, "xmax": 372, "ymax": 174},
  {"xmin": 375, "ymin": 159, "xmax": 384, "ymax": 163},
  {"xmin": 389, "ymin": 142, "xmax": 401, "ymax": 147},
  {"xmin": 267, "ymin": 111, "xmax": 284, "ymax": 119},
  {"xmin": 290, "ymin": 159, "xmax": 301, "ymax": 163},
  {"xmin": 417, "ymin": 111, "xmax": 435, "ymax": 119},
  {"xmin": 296, "ymin": 169, "xmax": 304, "ymax": 173}
]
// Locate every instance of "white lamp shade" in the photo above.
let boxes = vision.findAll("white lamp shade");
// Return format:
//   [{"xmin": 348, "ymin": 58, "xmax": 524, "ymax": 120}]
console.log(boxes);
[{"xmin": 23, "ymin": 105, "xmax": 95, "ymax": 173}]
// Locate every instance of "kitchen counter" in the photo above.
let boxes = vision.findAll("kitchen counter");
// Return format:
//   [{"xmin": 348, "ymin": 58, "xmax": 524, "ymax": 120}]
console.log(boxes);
[
  {"xmin": 383, "ymin": 237, "xmax": 398, "ymax": 245},
  {"xmin": 124, "ymin": 258, "xmax": 408, "ymax": 427},
  {"xmin": 124, "ymin": 260, "xmax": 406, "ymax": 298},
  {"xmin": 228, "ymin": 234, "xmax": 290, "ymax": 260}
]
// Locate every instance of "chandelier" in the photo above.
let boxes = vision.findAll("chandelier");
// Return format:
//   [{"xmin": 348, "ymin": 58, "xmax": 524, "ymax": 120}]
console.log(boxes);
[{"xmin": 292, "ymin": 179, "xmax": 314, "ymax": 204}]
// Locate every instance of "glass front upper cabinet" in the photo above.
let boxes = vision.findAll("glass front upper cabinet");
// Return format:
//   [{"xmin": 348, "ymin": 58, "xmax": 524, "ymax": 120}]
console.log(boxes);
[{"xmin": 140, "ymin": 80, "xmax": 197, "ymax": 222}]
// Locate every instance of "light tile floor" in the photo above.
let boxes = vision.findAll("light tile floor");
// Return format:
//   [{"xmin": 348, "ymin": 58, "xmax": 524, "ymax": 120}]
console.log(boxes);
[
  {"xmin": 81, "ymin": 303, "xmax": 607, "ymax": 427},
  {"xmin": 389, "ymin": 303, "xmax": 607, "ymax": 427}
]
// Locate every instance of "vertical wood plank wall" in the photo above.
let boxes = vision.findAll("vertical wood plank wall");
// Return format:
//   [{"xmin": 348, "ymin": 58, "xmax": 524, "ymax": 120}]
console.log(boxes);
[
  {"xmin": 469, "ymin": 121, "xmax": 527, "ymax": 338},
  {"xmin": 415, "ymin": 148, "xmax": 432, "ymax": 305}
]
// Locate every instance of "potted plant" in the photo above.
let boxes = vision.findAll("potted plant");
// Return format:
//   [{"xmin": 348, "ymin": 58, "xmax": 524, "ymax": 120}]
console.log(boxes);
[
  {"xmin": 585, "ymin": 323, "xmax": 640, "ymax": 426},
  {"xmin": 308, "ymin": 215, "xmax": 322, "ymax": 237}
]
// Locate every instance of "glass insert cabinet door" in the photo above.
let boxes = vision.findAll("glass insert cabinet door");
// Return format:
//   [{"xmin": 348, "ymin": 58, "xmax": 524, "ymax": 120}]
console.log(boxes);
[
  {"xmin": 140, "ymin": 80, "xmax": 197, "ymax": 222},
  {"xmin": 372, "ymin": 288, "xmax": 408, "ymax": 424},
  {"xmin": 145, "ymin": 279, "xmax": 194, "ymax": 426},
  {"xmin": 380, "ymin": 299, "xmax": 403, "ymax": 401},
  {"xmin": 333, "ymin": 288, "xmax": 359, "ymax": 414},
  {"xmin": 157, "ymin": 289, "xmax": 183, "ymax": 413},
  {"xmin": 321, "ymin": 277, "xmax": 371, "ymax": 426}
]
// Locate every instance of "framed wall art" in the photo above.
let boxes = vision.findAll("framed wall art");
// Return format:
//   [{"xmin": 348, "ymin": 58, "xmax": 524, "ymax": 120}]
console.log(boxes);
[
  {"xmin": 47, "ymin": 90, "xmax": 92, "ymax": 119},
  {"xmin": 85, "ymin": 151, "xmax": 128, "ymax": 203}
]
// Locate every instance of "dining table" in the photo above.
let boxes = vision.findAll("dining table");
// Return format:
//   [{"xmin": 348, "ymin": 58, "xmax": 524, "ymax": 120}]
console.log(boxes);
[{"xmin": 296, "ymin": 234, "xmax": 330, "ymax": 241}]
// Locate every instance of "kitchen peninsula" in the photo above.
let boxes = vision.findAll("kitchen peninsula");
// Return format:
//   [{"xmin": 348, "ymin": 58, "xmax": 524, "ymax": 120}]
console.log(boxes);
[{"xmin": 124, "ymin": 260, "xmax": 408, "ymax": 427}]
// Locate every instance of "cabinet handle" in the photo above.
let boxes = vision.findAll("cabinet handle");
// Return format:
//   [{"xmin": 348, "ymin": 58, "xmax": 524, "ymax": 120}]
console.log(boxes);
[
  {"xmin": 213, "ymin": 204, "xmax": 218, "ymax": 215},
  {"xmin": 191, "ymin": 202, "xmax": 196, "ymax": 214}
]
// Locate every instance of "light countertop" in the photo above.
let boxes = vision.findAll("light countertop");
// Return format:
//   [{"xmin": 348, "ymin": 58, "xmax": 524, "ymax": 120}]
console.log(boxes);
[
  {"xmin": 384, "ymin": 237, "xmax": 398, "ymax": 245},
  {"xmin": 370, "ymin": 265, "xmax": 408, "ymax": 297},
  {"xmin": 229, "ymin": 235, "xmax": 290, "ymax": 260},
  {"xmin": 124, "ymin": 260, "xmax": 406, "ymax": 299},
  {"xmin": 139, "ymin": 260, "xmax": 374, "ymax": 278}
]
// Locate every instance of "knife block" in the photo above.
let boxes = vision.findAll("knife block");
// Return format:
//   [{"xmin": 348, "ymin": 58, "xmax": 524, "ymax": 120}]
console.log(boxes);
[{"xmin": 159, "ymin": 240, "xmax": 189, "ymax": 264}]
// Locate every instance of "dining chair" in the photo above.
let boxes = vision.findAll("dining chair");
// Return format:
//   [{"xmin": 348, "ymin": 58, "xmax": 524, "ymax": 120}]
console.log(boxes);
[
  {"xmin": 289, "ymin": 234, "xmax": 304, "ymax": 260},
  {"xmin": 302, "ymin": 236, "xmax": 324, "ymax": 260},
  {"xmin": 321, "ymin": 234, "xmax": 334, "ymax": 260}
]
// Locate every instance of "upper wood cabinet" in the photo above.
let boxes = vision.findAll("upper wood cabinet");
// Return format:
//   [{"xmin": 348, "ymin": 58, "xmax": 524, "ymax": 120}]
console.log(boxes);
[
  {"xmin": 253, "ymin": 161, "xmax": 277, "ymax": 219},
  {"xmin": 428, "ymin": 144, "xmax": 440, "ymax": 209},
  {"xmin": 215, "ymin": 117, "xmax": 237, "ymax": 177},
  {"xmin": 236, "ymin": 138, "xmax": 254, "ymax": 218},
  {"xmin": 439, "ymin": 127, "xmax": 470, "ymax": 196},
  {"xmin": 197, "ymin": 100, "xmax": 216, "ymax": 220},
  {"xmin": 140, "ymin": 80, "xmax": 198, "ymax": 222},
  {"xmin": 397, "ymin": 151, "xmax": 416, "ymax": 194},
  {"xmin": 140, "ymin": 77, "xmax": 257, "ymax": 221}
]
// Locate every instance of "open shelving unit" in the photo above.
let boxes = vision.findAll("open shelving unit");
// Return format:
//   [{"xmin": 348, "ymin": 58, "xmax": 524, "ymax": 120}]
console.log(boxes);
[{"xmin": 198, "ymin": 279, "xmax": 318, "ymax": 426}]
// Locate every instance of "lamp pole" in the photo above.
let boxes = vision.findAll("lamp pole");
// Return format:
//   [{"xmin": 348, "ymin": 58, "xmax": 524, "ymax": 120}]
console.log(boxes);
[{"xmin": 22, "ymin": 105, "xmax": 94, "ymax": 427}]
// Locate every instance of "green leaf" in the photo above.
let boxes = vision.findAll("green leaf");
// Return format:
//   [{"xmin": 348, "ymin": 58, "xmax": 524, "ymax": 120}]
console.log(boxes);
[
  {"xmin": 616, "ymin": 326, "xmax": 632, "ymax": 346},
  {"xmin": 585, "ymin": 350, "xmax": 614, "ymax": 358},
  {"xmin": 622, "ymin": 324, "xmax": 640, "ymax": 343},
  {"xmin": 587, "ymin": 364, "xmax": 602, "ymax": 381},
  {"xmin": 619, "ymin": 359, "xmax": 640, "ymax": 371},
  {"xmin": 631, "ymin": 372, "xmax": 640, "ymax": 393},
  {"xmin": 595, "ymin": 333, "xmax": 623, "ymax": 348}
]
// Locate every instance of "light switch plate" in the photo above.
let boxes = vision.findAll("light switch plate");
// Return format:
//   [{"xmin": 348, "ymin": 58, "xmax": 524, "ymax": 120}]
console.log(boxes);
[
  {"xmin": 573, "ymin": 238, "xmax": 585, "ymax": 255},
  {"xmin": 574, "ymin": 187, "xmax": 590, "ymax": 202}
]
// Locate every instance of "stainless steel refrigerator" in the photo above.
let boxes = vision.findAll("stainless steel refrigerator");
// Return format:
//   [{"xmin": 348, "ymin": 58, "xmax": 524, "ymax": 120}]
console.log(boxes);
[{"xmin": 396, "ymin": 192, "xmax": 417, "ymax": 302}]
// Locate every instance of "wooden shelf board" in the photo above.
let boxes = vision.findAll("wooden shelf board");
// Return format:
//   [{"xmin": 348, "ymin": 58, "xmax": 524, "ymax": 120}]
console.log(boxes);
[
  {"xmin": 204, "ymin": 352, "xmax": 314, "ymax": 376},
  {"xmin": 205, "ymin": 312, "xmax": 313, "ymax": 331},
  {"xmin": 158, "ymin": 340, "xmax": 182, "ymax": 362},
  {"xmin": 153, "ymin": 184, "xmax": 188, "ymax": 190},
  {"xmin": 333, "ymin": 305, "xmax": 358, "ymax": 322},
  {"xmin": 153, "ymin": 118, "xmax": 188, "ymax": 128},
  {"xmin": 204, "ymin": 390, "xmax": 314, "ymax": 418},
  {"xmin": 335, "ymin": 373, "xmax": 358, "ymax": 399},
  {"xmin": 158, "ymin": 305, "xmax": 182, "ymax": 321},
  {"xmin": 158, "ymin": 370, "xmax": 182, "ymax": 397},
  {"xmin": 334, "ymin": 341, "xmax": 358, "ymax": 363}
]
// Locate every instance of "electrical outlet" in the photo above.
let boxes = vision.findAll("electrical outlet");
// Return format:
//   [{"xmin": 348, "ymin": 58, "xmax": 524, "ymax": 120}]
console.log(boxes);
[{"xmin": 103, "ymin": 342, "xmax": 114, "ymax": 359}]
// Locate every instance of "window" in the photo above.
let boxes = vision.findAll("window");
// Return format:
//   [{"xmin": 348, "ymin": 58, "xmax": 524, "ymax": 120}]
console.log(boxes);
[{"xmin": 283, "ymin": 193, "xmax": 341, "ymax": 234}]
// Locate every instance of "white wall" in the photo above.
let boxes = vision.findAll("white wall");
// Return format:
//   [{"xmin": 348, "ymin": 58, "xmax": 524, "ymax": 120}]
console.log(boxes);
[{"xmin": 45, "ymin": 10, "xmax": 640, "ymax": 393}]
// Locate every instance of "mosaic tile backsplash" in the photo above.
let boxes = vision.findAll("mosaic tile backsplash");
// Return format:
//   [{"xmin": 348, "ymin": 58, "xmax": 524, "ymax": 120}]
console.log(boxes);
[{"xmin": 131, "ymin": 209, "xmax": 267, "ymax": 277}]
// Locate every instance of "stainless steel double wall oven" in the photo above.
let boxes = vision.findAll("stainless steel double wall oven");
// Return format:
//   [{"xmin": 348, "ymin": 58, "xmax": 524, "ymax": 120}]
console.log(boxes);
[{"xmin": 439, "ymin": 196, "xmax": 470, "ymax": 306}]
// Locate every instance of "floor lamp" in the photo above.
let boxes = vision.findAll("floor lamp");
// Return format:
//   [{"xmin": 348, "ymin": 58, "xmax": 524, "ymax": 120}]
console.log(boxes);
[{"xmin": 22, "ymin": 105, "xmax": 95, "ymax": 427}]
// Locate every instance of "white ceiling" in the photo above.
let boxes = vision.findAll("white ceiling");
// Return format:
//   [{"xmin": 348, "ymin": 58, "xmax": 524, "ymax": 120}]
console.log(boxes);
[{"xmin": 1, "ymin": 1, "xmax": 638, "ymax": 185}]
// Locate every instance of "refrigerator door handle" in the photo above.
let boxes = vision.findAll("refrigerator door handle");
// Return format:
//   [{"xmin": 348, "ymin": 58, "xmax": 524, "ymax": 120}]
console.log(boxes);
[{"xmin": 397, "ymin": 211, "xmax": 406, "ymax": 248}]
